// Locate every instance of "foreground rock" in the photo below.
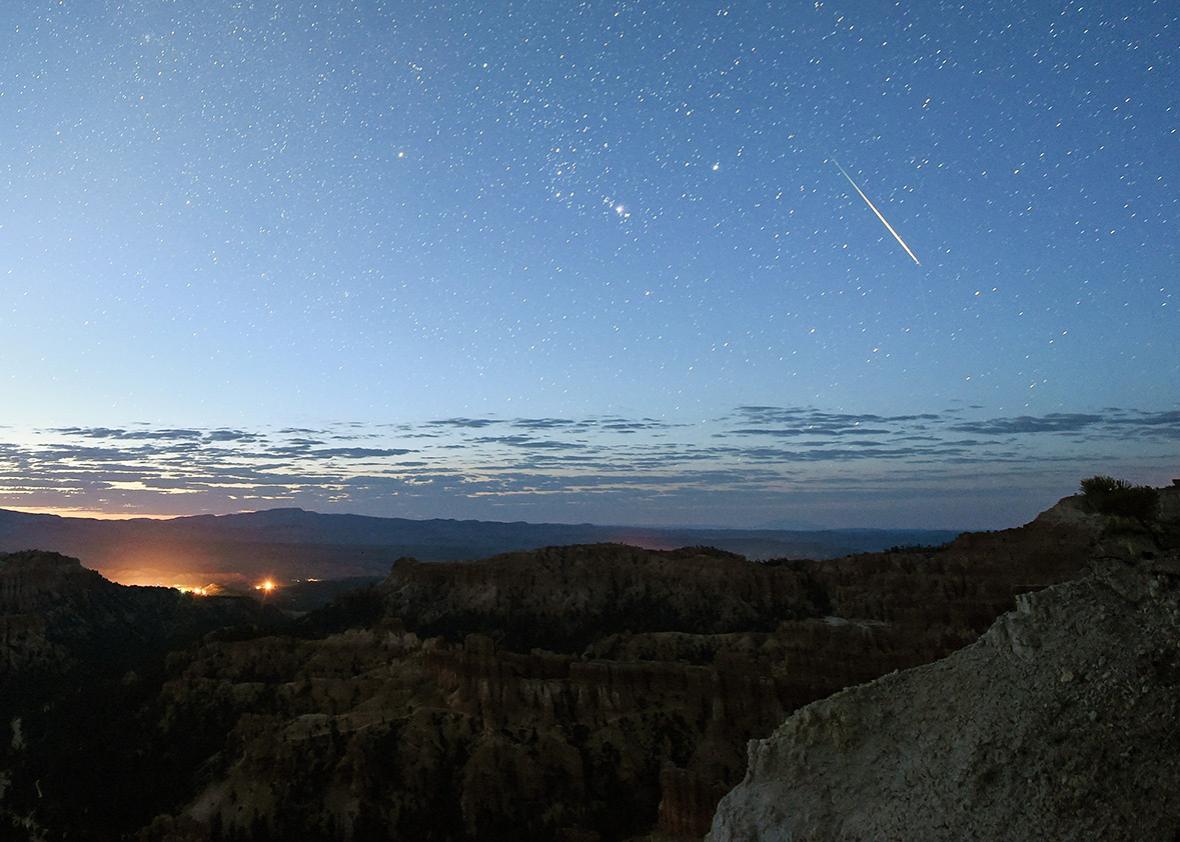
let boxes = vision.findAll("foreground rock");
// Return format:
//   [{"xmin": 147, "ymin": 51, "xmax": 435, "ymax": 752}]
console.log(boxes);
[{"xmin": 709, "ymin": 501, "xmax": 1180, "ymax": 841}]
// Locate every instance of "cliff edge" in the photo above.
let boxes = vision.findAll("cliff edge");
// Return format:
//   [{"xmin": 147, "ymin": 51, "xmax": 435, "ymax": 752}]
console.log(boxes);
[{"xmin": 709, "ymin": 488, "xmax": 1180, "ymax": 842}]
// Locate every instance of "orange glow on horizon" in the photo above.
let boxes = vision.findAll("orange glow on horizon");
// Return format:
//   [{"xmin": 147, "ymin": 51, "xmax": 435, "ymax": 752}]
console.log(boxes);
[
  {"xmin": 255, "ymin": 579, "xmax": 278, "ymax": 593},
  {"xmin": 113, "ymin": 577, "xmax": 225, "ymax": 594},
  {"xmin": 176, "ymin": 584, "xmax": 219, "ymax": 597},
  {"xmin": 1, "ymin": 505, "xmax": 183, "ymax": 521}
]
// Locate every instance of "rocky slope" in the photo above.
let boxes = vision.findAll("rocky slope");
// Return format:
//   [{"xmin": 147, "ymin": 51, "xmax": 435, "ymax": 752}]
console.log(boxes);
[
  {"xmin": 126, "ymin": 507, "xmax": 1104, "ymax": 842},
  {"xmin": 380, "ymin": 544, "xmax": 829, "ymax": 648},
  {"xmin": 0, "ymin": 551, "xmax": 274, "ymax": 840},
  {"xmin": 0, "ymin": 490, "xmax": 1137, "ymax": 841},
  {"xmin": 709, "ymin": 490, "xmax": 1180, "ymax": 841},
  {"xmin": 0, "ymin": 550, "xmax": 267, "ymax": 688}
]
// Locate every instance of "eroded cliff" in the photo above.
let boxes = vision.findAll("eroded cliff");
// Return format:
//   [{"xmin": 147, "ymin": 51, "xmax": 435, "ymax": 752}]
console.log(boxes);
[
  {"xmin": 709, "ymin": 491, "xmax": 1180, "ymax": 841},
  {"xmin": 0, "ymin": 491, "xmax": 1129, "ymax": 841},
  {"xmin": 132, "ymin": 509, "xmax": 1105, "ymax": 841}
]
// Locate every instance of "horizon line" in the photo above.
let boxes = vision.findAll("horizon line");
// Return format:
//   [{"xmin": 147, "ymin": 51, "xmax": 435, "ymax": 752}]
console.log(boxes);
[{"xmin": 0, "ymin": 503, "xmax": 974, "ymax": 533}]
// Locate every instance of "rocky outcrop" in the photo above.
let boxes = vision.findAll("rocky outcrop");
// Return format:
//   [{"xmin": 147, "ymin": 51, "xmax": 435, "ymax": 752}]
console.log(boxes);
[
  {"xmin": 794, "ymin": 495, "xmax": 1104, "ymax": 643},
  {"xmin": 2, "ymin": 490, "xmax": 1150, "ymax": 841},
  {"xmin": 0, "ymin": 551, "xmax": 268, "ymax": 685},
  {"xmin": 709, "ymin": 494, "xmax": 1180, "ymax": 842},
  {"xmin": 138, "ymin": 623, "xmax": 795, "ymax": 841},
  {"xmin": 0, "ymin": 552, "xmax": 277, "ymax": 840},
  {"xmin": 383, "ymin": 512, "xmax": 1102, "ymax": 657},
  {"xmin": 131, "ymin": 515, "xmax": 1109, "ymax": 842},
  {"xmin": 381, "ymin": 544, "xmax": 829, "ymax": 650}
]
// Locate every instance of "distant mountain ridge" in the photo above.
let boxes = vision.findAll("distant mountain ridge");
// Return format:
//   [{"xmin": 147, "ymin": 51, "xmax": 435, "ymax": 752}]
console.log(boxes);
[{"xmin": 0, "ymin": 506, "xmax": 961, "ymax": 586}]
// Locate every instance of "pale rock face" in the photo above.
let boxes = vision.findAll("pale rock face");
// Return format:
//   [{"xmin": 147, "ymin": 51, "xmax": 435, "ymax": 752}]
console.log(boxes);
[{"xmin": 708, "ymin": 547, "xmax": 1180, "ymax": 842}]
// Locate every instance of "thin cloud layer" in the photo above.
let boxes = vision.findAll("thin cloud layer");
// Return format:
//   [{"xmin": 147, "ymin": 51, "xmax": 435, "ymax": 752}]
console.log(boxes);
[
  {"xmin": 947, "ymin": 409, "xmax": 1180, "ymax": 438},
  {"xmin": 1, "ymin": 405, "xmax": 1175, "ymax": 528}
]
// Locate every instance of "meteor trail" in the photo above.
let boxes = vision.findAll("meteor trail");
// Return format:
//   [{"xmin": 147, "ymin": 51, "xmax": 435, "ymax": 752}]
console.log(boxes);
[{"xmin": 832, "ymin": 159, "xmax": 921, "ymax": 266}]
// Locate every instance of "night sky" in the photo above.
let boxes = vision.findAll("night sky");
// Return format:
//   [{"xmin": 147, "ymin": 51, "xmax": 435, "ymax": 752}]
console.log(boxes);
[{"xmin": 1, "ymin": 1, "xmax": 1176, "ymax": 528}]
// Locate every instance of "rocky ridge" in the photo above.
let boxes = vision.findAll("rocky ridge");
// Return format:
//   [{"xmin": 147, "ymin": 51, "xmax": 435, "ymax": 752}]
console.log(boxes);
[
  {"xmin": 0, "ymin": 550, "xmax": 267, "ymax": 687},
  {"xmin": 708, "ymin": 488, "xmax": 1180, "ymax": 841},
  {"xmin": 128, "ymin": 505, "xmax": 1102, "ymax": 841}
]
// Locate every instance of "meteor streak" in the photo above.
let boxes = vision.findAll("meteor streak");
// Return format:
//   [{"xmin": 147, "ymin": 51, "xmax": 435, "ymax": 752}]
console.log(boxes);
[{"xmin": 832, "ymin": 159, "xmax": 921, "ymax": 266}]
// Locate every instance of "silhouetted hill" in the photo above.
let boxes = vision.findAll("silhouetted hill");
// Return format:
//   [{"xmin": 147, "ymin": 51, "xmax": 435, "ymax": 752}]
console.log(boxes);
[
  {"xmin": 0, "ymin": 550, "xmax": 272, "ymax": 684},
  {"xmin": 0, "ymin": 506, "xmax": 961, "ymax": 586},
  {"xmin": 381, "ymin": 544, "xmax": 829, "ymax": 650}
]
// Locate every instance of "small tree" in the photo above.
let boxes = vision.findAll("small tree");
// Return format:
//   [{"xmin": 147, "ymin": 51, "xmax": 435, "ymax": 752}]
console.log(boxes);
[{"xmin": 1079, "ymin": 475, "xmax": 1159, "ymax": 520}]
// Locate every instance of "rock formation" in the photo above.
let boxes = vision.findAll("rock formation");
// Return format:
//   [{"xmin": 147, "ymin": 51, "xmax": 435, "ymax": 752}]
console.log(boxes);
[
  {"xmin": 0, "ymin": 551, "xmax": 273, "ymax": 840},
  {"xmin": 127, "ymin": 509, "xmax": 1104, "ymax": 841},
  {"xmin": 709, "ymin": 490, "xmax": 1180, "ymax": 841},
  {"xmin": 0, "ymin": 550, "xmax": 267, "ymax": 687},
  {"xmin": 3, "ymin": 489, "xmax": 1163, "ymax": 841}
]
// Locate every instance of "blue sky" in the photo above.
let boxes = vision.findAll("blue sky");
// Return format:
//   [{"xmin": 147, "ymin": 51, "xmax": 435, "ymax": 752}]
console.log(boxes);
[{"xmin": 0, "ymin": 1, "xmax": 1176, "ymax": 527}]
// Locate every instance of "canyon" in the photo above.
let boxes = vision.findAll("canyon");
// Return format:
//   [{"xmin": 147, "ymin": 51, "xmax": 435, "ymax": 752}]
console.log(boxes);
[{"xmin": 2, "ymin": 487, "xmax": 1174, "ymax": 840}]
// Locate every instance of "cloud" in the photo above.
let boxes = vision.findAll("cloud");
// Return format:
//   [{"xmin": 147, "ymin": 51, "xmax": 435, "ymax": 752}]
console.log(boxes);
[
  {"xmin": 474, "ymin": 435, "xmax": 585, "ymax": 451},
  {"xmin": 49, "ymin": 426, "xmax": 205, "ymax": 441},
  {"xmin": 724, "ymin": 406, "xmax": 944, "ymax": 440},
  {"xmin": 947, "ymin": 409, "xmax": 1180, "ymax": 439},
  {"xmin": 428, "ymin": 417, "xmax": 501, "ymax": 429},
  {"xmin": 511, "ymin": 418, "xmax": 581, "ymax": 430},
  {"xmin": 728, "ymin": 427, "xmax": 894, "ymax": 438},
  {"xmin": 204, "ymin": 429, "xmax": 262, "ymax": 443},
  {"xmin": 1108, "ymin": 409, "xmax": 1180, "ymax": 436},
  {"xmin": 311, "ymin": 448, "xmax": 417, "ymax": 459},
  {"xmin": 948, "ymin": 413, "xmax": 1104, "ymax": 435},
  {"xmin": 2, "ymin": 405, "xmax": 1173, "ymax": 527},
  {"xmin": 731, "ymin": 406, "xmax": 940, "ymax": 426}
]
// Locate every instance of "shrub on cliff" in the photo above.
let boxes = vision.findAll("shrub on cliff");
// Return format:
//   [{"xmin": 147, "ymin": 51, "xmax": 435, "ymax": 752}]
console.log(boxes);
[{"xmin": 1079, "ymin": 475, "xmax": 1159, "ymax": 520}]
